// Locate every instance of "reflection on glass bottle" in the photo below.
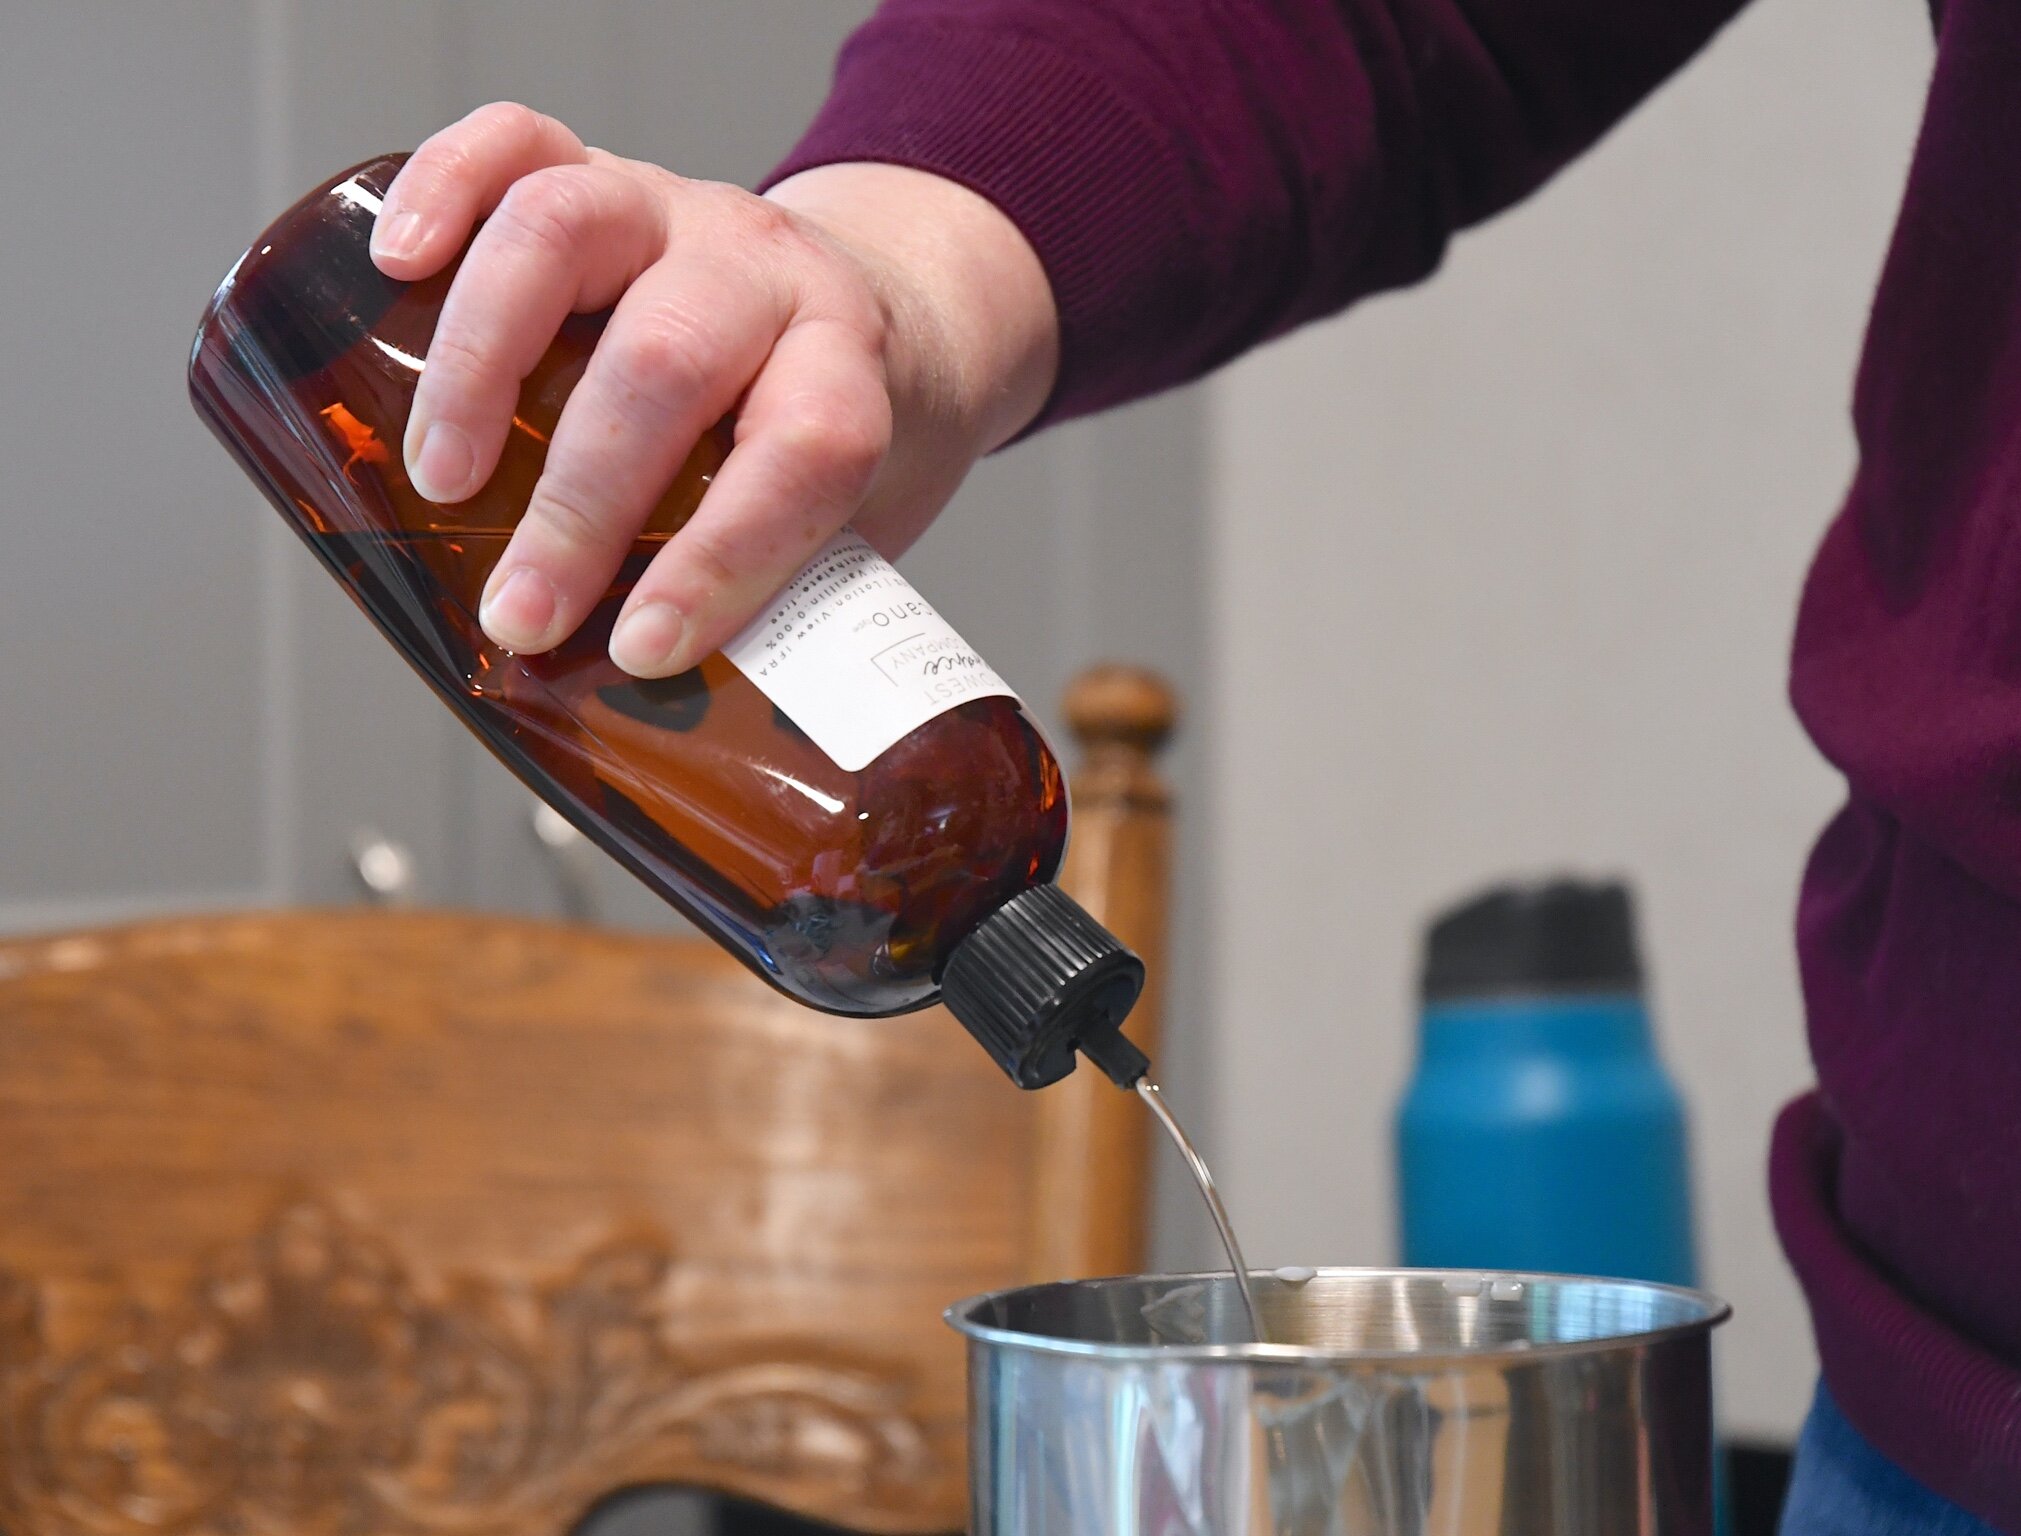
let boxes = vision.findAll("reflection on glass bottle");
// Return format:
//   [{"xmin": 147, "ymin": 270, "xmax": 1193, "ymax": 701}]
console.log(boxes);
[{"xmin": 190, "ymin": 156, "xmax": 1147, "ymax": 1089}]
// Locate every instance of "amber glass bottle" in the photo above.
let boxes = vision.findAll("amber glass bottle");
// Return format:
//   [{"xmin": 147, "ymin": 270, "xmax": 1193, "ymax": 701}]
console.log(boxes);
[{"xmin": 189, "ymin": 155, "xmax": 1145, "ymax": 1089}]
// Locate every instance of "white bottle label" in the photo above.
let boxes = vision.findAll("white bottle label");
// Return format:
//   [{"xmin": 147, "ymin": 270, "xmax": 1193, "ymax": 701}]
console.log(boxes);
[{"xmin": 721, "ymin": 531, "xmax": 1019, "ymax": 771}]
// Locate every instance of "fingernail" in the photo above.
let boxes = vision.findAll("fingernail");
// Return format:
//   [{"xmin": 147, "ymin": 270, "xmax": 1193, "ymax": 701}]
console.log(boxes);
[
  {"xmin": 372, "ymin": 208, "xmax": 424, "ymax": 263},
  {"xmin": 610, "ymin": 602, "xmax": 688, "ymax": 676},
  {"xmin": 411, "ymin": 420, "xmax": 475, "ymax": 502},
  {"xmin": 479, "ymin": 566, "xmax": 558, "ymax": 651}
]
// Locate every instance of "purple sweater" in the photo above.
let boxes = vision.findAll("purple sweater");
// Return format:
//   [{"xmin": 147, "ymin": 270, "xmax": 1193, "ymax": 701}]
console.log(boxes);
[{"xmin": 771, "ymin": 0, "xmax": 2021, "ymax": 1523}]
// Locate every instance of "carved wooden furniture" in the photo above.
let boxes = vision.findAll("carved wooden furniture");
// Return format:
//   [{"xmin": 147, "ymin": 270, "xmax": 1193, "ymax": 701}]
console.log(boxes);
[{"xmin": 0, "ymin": 666, "xmax": 1177, "ymax": 1536}]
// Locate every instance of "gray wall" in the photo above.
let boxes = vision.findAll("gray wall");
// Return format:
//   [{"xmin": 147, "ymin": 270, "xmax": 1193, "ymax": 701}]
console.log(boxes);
[{"xmin": 1205, "ymin": 0, "xmax": 1932, "ymax": 1438}]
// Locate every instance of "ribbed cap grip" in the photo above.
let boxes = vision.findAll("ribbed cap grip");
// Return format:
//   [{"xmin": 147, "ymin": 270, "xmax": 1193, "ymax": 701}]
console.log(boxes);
[{"xmin": 941, "ymin": 884, "xmax": 1148, "ymax": 1090}]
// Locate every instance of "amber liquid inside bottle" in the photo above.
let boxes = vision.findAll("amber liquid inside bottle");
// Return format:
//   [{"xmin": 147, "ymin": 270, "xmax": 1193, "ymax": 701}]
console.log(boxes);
[{"xmin": 189, "ymin": 156, "xmax": 1067, "ymax": 1015}]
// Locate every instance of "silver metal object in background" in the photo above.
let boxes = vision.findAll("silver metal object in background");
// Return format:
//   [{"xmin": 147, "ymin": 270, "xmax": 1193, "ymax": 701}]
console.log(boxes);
[
  {"xmin": 349, "ymin": 831, "xmax": 417, "ymax": 907},
  {"xmin": 530, "ymin": 801, "xmax": 602, "ymax": 923},
  {"xmin": 952, "ymin": 1267, "xmax": 1728, "ymax": 1535}
]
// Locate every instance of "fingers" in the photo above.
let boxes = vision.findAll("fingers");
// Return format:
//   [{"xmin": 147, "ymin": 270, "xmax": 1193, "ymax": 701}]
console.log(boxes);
[
  {"xmin": 370, "ymin": 113, "xmax": 921, "ymax": 675},
  {"xmin": 371, "ymin": 102, "xmax": 587, "ymax": 279},
  {"xmin": 477, "ymin": 248, "xmax": 793, "ymax": 654},
  {"xmin": 608, "ymin": 317, "xmax": 892, "ymax": 677},
  {"xmin": 402, "ymin": 163, "xmax": 668, "ymax": 503}
]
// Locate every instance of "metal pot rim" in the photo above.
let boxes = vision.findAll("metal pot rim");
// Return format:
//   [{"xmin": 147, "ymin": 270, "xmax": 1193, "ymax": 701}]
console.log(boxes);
[{"xmin": 946, "ymin": 1266, "xmax": 1731, "ymax": 1367}]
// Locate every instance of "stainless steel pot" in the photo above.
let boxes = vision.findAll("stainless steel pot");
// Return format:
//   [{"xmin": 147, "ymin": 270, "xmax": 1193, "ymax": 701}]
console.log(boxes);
[{"xmin": 950, "ymin": 1268, "xmax": 1728, "ymax": 1535}]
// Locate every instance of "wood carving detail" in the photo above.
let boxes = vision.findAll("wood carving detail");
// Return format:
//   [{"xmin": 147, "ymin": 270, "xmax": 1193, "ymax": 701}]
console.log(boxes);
[{"xmin": 0, "ymin": 1202, "xmax": 933, "ymax": 1535}]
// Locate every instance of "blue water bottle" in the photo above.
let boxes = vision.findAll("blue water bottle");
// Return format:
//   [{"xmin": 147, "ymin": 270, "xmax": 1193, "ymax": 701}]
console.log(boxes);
[
  {"xmin": 1397, "ymin": 877, "xmax": 1723, "ymax": 1531},
  {"xmin": 1395, "ymin": 878, "xmax": 1697, "ymax": 1287}
]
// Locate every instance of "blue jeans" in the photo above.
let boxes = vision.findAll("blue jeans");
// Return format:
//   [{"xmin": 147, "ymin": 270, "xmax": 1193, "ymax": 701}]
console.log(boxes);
[{"xmin": 1778, "ymin": 1384, "xmax": 2000, "ymax": 1535}]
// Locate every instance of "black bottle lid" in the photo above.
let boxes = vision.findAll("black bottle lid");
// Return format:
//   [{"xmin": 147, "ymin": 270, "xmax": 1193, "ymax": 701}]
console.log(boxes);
[
  {"xmin": 1421, "ymin": 877, "xmax": 1643, "ymax": 1002},
  {"xmin": 941, "ymin": 884, "xmax": 1149, "ymax": 1090}
]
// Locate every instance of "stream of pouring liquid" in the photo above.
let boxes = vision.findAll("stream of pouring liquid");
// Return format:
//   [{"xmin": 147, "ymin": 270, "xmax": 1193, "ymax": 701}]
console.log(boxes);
[{"xmin": 1136, "ymin": 1079, "xmax": 1266, "ymax": 1343}]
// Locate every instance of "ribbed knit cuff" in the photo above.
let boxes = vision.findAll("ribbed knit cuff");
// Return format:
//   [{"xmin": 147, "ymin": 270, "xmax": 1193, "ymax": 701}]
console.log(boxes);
[
  {"xmin": 1771, "ymin": 1092, "xmax": 2021, "ymax": 1533},
  {"xmin": 762, "ymin": 17, "xmax": 1206, "ymax": 429}
]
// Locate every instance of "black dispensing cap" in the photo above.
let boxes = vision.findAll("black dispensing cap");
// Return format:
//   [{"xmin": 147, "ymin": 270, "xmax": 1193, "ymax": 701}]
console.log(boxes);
[
  {"xmin": 1421, "ymin": 877, "xmax": 1643, "ymax": 1002},
  {"xmin": 941, "ymin": 884, "xmax": 1149, "ymax": 1090}
]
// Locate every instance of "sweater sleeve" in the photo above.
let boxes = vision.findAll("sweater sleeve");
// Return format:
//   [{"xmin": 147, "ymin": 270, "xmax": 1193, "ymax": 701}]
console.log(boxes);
[{"xmin": 764, "ymin": 0, "xmax": 1750, "ymax": 424}]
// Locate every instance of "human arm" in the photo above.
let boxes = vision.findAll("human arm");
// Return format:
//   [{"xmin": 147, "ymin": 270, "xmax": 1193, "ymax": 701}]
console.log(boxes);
[
  {"xmin": 771, "ymin": 0, "xmax": 1753, "ymax": 422},
  {"xmin": 377, "ymin": 0, "xmax": 1750, "ymax": 675}
]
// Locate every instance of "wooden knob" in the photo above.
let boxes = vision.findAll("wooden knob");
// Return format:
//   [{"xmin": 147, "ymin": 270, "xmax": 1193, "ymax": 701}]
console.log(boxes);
[{"xmin": 1063, "ymin": 666, "xmax": 1178, "ymax": 754}]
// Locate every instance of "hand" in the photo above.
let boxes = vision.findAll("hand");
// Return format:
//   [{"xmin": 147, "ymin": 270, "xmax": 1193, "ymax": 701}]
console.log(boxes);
[{"xmin": 371, "ymin": 102, "xmax": 1059, "ymax": 677}]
